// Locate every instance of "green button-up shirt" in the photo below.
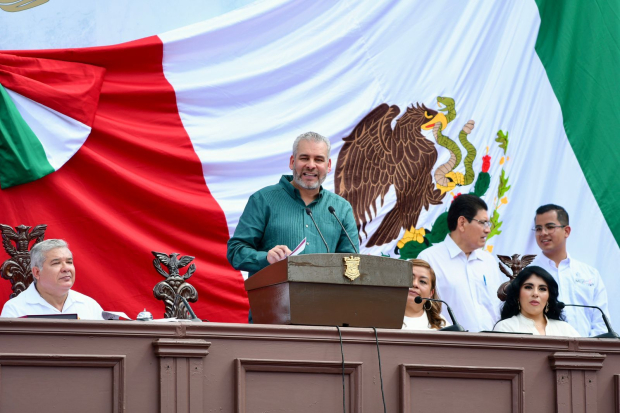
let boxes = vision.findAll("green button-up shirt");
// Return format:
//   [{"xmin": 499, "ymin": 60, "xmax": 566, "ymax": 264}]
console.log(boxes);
[{"xmin": 227, "ymin": 175, "xmax": 359, "ymax": 277}]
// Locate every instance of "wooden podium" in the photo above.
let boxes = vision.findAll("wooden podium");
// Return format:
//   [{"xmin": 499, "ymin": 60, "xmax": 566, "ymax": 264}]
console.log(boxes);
[{"xmin": 244, "ymin": 254, "xmax": 412, "ymax": 328}]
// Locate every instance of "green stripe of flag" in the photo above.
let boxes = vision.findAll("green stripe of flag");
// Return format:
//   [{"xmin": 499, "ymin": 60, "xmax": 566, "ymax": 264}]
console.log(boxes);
[
  {"xmin": 535, "ymin": 0, "xmax": 620, "ymax": 244},
  {"xmin": 0, "ymin": 83, "xmax": 54, "ymax": 189}
]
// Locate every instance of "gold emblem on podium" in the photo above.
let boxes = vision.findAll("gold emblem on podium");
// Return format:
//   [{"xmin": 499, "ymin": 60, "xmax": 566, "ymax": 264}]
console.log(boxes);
[{"xmin": 343, "ymin": 256, "xmax": 361, "ymax": 281}]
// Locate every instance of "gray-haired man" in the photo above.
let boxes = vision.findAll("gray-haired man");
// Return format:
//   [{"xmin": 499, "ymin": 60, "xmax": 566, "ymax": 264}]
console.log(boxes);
[
  {"xmin": 227, "ymin": 132, "xmax": 359, "ymax": 278},
  {"xmin": 1, "ymin": 239, "xmax": 104, "ymax": 319}
]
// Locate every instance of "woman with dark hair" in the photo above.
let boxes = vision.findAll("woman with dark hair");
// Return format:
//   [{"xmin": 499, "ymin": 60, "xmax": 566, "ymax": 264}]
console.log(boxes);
[
  {"xmin": 402, "ymin": 259, "xmax": 448, "ymax": 330},
  {"xmin": 494, "ymin": 266, "xmax": 579, "ymax": 336}
]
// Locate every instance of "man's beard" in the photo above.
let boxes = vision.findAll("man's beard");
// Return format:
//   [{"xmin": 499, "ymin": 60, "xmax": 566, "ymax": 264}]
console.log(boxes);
[{"xmin": 292, "ymin": 168, "xmax": 326, "ymax": 190}]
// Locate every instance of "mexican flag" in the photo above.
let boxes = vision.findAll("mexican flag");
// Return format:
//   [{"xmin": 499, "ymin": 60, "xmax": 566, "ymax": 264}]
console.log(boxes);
[{"xmin": 0, "ymin": 0, "xmax": 618, "ymax": 324}]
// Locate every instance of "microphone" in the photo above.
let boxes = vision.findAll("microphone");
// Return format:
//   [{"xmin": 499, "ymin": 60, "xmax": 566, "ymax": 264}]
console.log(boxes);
[
  {"xmin": 328, "ymin": 206, "xmax": 358, "ymax": 253},
  {"xmin": 305, "ymin": 207, "xmax": 329, "ymax": 253},
  {"xmin": 558, "ymin": 302, "xmax": 618, "ymax": 339},
  {"xmin": 172, "ymin": 293, "xmax": 203, "ymax": 322},
  {"xmin": 414, "ymin": 296, "xmax": 466, "ymax": 332}
]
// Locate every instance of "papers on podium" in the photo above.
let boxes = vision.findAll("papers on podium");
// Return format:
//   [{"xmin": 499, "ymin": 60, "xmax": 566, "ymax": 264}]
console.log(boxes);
[{"xmin": 102, "ymin": 311, "xmax": 132, "ymax": 320}]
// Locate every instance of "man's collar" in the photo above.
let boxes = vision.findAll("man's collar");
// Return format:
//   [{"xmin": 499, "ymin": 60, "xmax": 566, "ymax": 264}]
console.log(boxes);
[
  {"xmin": 24, "ymin": 282, "xmax": 83, "ymax": 306},
  {"xmin": 444, "ymin": 233, "xmax": 482, "ymax": 260},
  {"xmin": 64, "ymin": 289, "xmax": 85, "ymax": 306},
  {"xmin": 23, "ymin": 282, "xmax": 45, "ymax": 305},
  {"xmin": 541, "ymin": 251, "xmax": 572, "ymax": 267}
]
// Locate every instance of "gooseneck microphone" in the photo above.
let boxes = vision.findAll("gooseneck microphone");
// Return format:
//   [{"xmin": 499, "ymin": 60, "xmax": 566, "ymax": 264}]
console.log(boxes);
[
  {"xmin": 414, "ymin": 296, "xmax": 466, "ymax": 332},
  {"xmin": 559, "ymin": 302, "xmax": 618, "ymax": 339},
  {"xmin": 328, "ymin": 206, "xmax": 358, "ymax": 253},
  {"xmin": 172, "ymin": 293, "xmax": 203, "ymax": 322},
  {"xmin": 305, "ymin": 207, "xmax": 330, "ymax": 253}
]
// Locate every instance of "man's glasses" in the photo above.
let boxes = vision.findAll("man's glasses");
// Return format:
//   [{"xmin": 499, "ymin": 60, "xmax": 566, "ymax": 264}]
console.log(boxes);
[
  {"xmin": 470, "ymin": 218, "xmax": 492, "ymax": 229},
  {"xmin": 532, "ymin": 224, "xmax": 566, "ymax": 234}
]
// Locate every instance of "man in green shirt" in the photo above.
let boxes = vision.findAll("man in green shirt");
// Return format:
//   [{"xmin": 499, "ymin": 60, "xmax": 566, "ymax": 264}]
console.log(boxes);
[{"xmin": 227, "ymin": 132, "xmax": 359, "ymax": 279}]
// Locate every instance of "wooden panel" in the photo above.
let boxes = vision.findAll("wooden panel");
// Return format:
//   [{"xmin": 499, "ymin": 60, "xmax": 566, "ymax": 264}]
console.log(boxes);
[
  {"xmin": 247, "ymin": 282, "xmax": 291, "ymax": 325},
  {"xmin": 556, "ymin": 370, "xmax": 572, "ymax": 413},
  {"xmin": 153, "ymin": 339, "xmax": 210, "ymax": 413},
  {"xmin": 152, "ymin": 339, "xmax": 211, "ymax": 358},
  {"xmin": 615, "ymin": 375, "xmax": 620, "ymax": 413},
  {"xmin": 0, "ymin": 354, "xmax": 124, "ymax": 413},
  {"xmin": 585, "ymin": 371, "xmax": 597, "ymax": 413},
  {"xmin": 550, "ymin": 352, "xmax": 605, "ymax": 413},
  {"xmin": 0, "ymin": 320, "xmax": 619, "ymax": 413},
  {"xmin": 289, "ymin": 283, "xmax": 407, "ymax": 328},
  {"xmin": 549, "ymin": 352, "xmax": 606, "ymax": 371},
  {"xmin": 400, "ymin": 365, "xmax": 523, "ymax": 413},
  {"xmin": 235, "ymin": 359, "xmax": 362, "ymax": 413}
]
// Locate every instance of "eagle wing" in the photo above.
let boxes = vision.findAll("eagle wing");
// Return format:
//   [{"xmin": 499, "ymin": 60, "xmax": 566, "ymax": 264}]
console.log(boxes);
[
  {"xmin": 29, "ymin": 224, "xmax": 47, "ymax": 244},
  {"xmin": 497, "ymin": 254, "xmax": 514, "ymax": 267},
  {"xmin": 366, "ymin": 138, "xmax": 441, "ymax": 247},
  {"xmin": 520, "ymin": 254, "xmax": 537, "ymax": 268},
  {"xmin": 151, "ymin": 251, "xmax": 170, "ymax": 267},
  {"xmin": 0, "ymin": 224, "xmax": 18, "ymax": 257},
  {"xmin": 335, "ymin": 104, "xmax": 399, "ymax": 238},
  {"xmin": 177, "ymin": 255, "xmax": 195, "ymax": 269}
]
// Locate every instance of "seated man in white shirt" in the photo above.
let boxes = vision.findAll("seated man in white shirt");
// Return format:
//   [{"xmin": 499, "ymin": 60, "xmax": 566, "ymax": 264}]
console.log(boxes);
[
  {"xmin": 1, "ymin": 239, "xmax": 104, "ymax": 320},
  {"xmin": 418, "ymin": 194, "xmax": 503, "ymax": 332},
  {"xmin": 530, "ymin": 204, "xmax": 609, "ymax": 337}
]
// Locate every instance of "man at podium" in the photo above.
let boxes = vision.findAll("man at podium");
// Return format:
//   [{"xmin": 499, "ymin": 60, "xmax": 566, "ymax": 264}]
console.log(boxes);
[{"xmin": 227, "ymin": 132, "xmax": 359, "ymax": 279}]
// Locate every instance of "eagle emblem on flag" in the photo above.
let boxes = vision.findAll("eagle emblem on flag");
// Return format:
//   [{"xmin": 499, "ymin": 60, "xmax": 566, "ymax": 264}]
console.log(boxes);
[{"xmin": 335, "ymin": 97, "xmax": 476, "ymax": 249}]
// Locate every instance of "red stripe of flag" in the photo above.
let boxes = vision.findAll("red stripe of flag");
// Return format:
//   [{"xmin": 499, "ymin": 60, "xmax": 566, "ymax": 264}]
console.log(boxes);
[
  {"xmin": 0, "ymin": 36, "xmax": 249, "ymax": 322},
  {"xmin": 0, "ymin": 53, "xmax": 104, "ymax": 126}
]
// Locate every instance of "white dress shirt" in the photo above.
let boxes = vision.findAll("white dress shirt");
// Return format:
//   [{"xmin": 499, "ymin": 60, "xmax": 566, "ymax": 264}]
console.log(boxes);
[
  {"xmin": 418, "ymin": 234, "xmax": 504, "ymax": 332},
  {"xmin": 402, "ymin": 311, "xmax": 449, "ymax": 330},
  {"xmin": 0, "ymin": 282, "xmax": 104, "ymax": 320},
  {"xmin": 493, "ymin": 313, "xmax": 580, "ymax": 337},
  {"xmin": 531, "ymin": 253, "xmax": 609, "ymax": 337}
]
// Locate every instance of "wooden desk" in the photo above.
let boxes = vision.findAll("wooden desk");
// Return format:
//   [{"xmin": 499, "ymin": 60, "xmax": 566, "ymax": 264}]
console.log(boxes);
[{"xmin": 0, "ymin": 319, "xmax": 618, "ymax": 413}]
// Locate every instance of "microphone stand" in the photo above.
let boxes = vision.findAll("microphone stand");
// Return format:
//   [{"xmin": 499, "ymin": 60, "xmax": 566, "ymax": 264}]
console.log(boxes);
[
  {"xmin": 172, "ymin": 293, "xmax": 203, "ymax": 322},
  {"xmin": 561, "ymin": 303, "xmax": 618, "ymax": 339},
  {"xmin": 305, "ymin": 207, "xmax": 329, "ymax": 253},
  {"xmin": 328, "ymin": 206, "xmax": 358, "ymax": 253},
  {"xmin": 414, "ymin": 296, "xmax": 466, "ymax": 332}
]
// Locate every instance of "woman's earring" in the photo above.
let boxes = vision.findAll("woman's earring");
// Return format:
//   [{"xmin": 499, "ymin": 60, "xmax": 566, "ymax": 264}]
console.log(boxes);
[
  {"xmin": 424, "ymin": 300, "xmax": 432, "ymax": 311},
  {"xmin": 518, "ymin": 301, "xmax": 521, "ymax": 311},
  {"xmin": 545, "ymin": 302, "xmax": 549, "ymax": 313}
]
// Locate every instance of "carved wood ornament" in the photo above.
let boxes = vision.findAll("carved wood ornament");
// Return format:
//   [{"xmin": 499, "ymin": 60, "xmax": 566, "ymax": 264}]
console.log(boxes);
[
  {"xmin": 152, "ymin": 251, "xmax": 198, "ymax": 319},
  {"xmin": 0, "ymin": 224, "xmax": 47, "ymax": 298},
  {"xmin": 496, "ymin": 253, "xmax": 536, "ymax": 301}
]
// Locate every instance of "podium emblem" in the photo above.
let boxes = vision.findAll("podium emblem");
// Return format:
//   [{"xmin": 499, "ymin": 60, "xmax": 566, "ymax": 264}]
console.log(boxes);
[{"xmin": 343, "ymin": 256, "xmax": 361, "ymax": 281}]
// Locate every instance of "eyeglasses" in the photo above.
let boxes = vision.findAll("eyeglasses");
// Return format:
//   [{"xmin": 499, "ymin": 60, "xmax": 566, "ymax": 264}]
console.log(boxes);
[
  {"xmin": 470, "ymin": 218, "xmax": 492, "ymax": 229},
  {"xmin": 532, "ymin": 224, "xmax": 566, "ymax": 234}
]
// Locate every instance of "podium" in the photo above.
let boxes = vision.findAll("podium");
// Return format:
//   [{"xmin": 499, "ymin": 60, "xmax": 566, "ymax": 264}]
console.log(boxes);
[{"xmin": 244, "ymin": 254, "xmax": 412, "ymax": 328}]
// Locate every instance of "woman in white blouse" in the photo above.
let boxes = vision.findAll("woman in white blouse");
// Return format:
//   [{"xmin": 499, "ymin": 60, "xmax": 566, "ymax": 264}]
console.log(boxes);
[
  {"xmin": 494, "ymin": 266, "xmax": 579, "ymax": 337},
  {"xmin": 402, "ymin": 259, "xmax": 447, "ymax": 330}
]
